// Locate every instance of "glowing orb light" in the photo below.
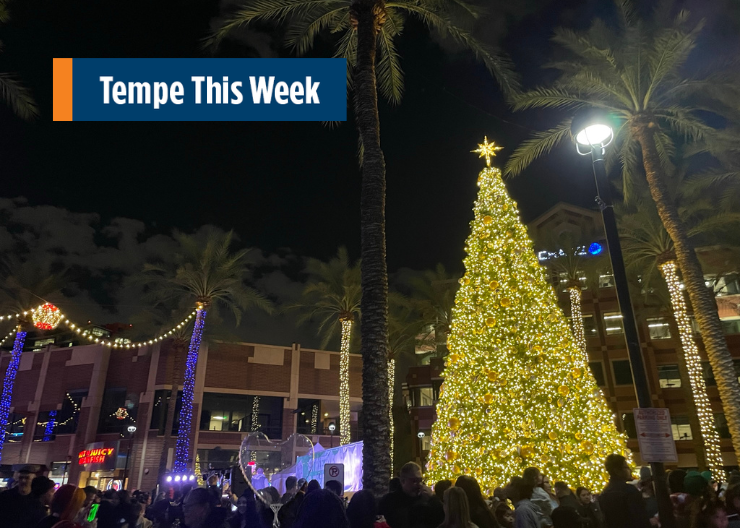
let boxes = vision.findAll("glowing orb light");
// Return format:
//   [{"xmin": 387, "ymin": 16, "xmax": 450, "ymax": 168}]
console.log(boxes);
[
  {"xmin": 588, "ymin": 242, "xmax": 603, "ymax": 256},
  {"xmin": 33, "ymin": 303, "xmax": 64, "ymax": 330}
]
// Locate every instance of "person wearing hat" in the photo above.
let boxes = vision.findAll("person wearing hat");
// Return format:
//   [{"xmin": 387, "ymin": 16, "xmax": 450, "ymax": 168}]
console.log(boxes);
[
  {"xmin": 27, "ymin": 476, "xmax": 57, "ymax": 527},
  {"xmin": 0, "ymin": 466, "xmax": 38, "ymax": 528},
  {"xmin": 36, "ymin": 484, "xmax": 87, "ymax": 528}
]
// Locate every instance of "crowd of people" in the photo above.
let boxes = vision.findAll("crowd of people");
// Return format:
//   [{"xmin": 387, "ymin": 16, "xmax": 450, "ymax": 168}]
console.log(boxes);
[{"xmin": 1, "ymin": 456, "xmax": 739, "ymax": 528}]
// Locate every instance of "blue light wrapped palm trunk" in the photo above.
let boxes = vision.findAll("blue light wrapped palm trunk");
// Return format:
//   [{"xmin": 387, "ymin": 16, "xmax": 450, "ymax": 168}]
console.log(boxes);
[{"xmin": 0, "ymin": 329, "xmax": 27, "ymax": 461}]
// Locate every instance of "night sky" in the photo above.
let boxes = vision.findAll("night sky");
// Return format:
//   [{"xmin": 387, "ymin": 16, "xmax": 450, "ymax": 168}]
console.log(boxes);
[{"xmin": 0, "ymin": 0, "xmax": 737, "ymax": 345}]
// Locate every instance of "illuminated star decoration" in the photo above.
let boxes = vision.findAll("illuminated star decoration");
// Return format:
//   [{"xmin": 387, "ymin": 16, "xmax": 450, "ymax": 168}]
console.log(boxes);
[{"xmin": 471, "ymin": 136, "xmax": 503, "ymax": 167}]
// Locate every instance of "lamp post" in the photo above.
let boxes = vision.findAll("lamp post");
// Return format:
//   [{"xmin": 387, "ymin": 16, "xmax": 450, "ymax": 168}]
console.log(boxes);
[
  {"xmin": 123, "ymin": 425, "xmax": 137, "ymax": 490},
  {"xmin": 572, "ymin": 107, "xmax": 675, "ymax": 528},
  {"xmin": 328, "ymin": 422, "xmax": 336, "ymax": 448},
  {"xmin": 417, "ymin": 431, "xmax": 425, "ymax": 464}
]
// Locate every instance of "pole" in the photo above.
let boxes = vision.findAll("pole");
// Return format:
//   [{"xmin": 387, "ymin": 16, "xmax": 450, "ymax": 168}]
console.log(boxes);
[
  {"xmin": 589, "ymin": 148, "xmax": 675, "ymax": 528},
  {"xmin": 123, "ymin": 434, "xmax": 133, "ymax": 490}
]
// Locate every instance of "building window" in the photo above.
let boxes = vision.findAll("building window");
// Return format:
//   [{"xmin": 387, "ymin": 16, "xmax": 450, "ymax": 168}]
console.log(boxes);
[
  {"xmin": 599, "ymin": 273, "xmax": 615, "ymax": 288},
  {"xmin": 621, "ymin": 413, "xmax": 637, "ymax": 438},
  {"xmin": 714, "ymin": 414, "xmax": 731, "ymax": 439},
  {"xmin": 583, "ymin": 315, "xmax": 598, "ymax": 338},
  {"xmin": 5, "ymin": 412, "xmax": 25, "ymax": 442},
  {"xmin": 32, "ymin": 338, "xmax": 54, "ymax": 351},
  {"xmin": 35, "ymin": 390, "xmax": 87, "ymax": 440},
  {"xmin": 589, "ymin": 362, "xmax": 606, "ymax": 387},
  {"xmin": 647, "ymin": 317, "xmax": 671, "ymax": 340},
  {"xmin": 149, "ymin": 389, "xmax": 182, "ymax": 435},
  {"xmin": 657, "ymin": 365, "xmax": 681, "ymax": 389},
  {"xmin": 603, "ymin": 312, "xmax": 624, "ymax": 335},
  {"xmin": 199, "ymin": 393, "xmax": 283, "ymax": 439},
  {"xmin": 671, "ymin": 416, "xmax": 693, "ymax": 441},
  {"xmin": 559, "ymin": 271, "xmax": 588, "ymax": 291},
  {"xmin": 690, "ymin": 316, "xmax": 701, "ymax": 334},
  {"xmin": 98, "ymin": 388, "xmax": 137, "ymax": 434},
  {"xmin": 722, "ymin": 319, "xmax": 740, "ymax": 335},
  {"xmin": 702, "ymin": 362, "xmax": 716, "ymax": 387},
  {"xmin": 710, "ymin": 273, "xmax": 740, "ymax": 296},
  {"xmin": 296, "ymin": 399, "xmax": 321, "ymax": 435},
  {"xmin": 419, "ymin": 387, "xmax": 434, "ymax": 406},
  {"xmin": 612, "ymin": 360, "xmax": 634, "ymax": 385}
]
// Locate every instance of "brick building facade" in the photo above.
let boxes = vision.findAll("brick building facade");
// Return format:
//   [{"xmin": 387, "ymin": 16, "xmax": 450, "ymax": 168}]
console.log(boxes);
[{"xmin": 0, "ymin": 339, "xmax": 362, "ymax": 492}]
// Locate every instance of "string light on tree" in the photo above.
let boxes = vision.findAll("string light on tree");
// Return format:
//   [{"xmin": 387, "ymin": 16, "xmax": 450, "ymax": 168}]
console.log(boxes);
[
  {"xmin": 339, "ymin": 317, "xmax": 352, "ymax": 445},
  {"xmin": 173, "ymin": 303, "xmax": 207, "ymax": 472},
  {"xmin": 311, "ymin": 404, "xmax": 318, "ymax": 435},
  {"xmin": 569, "ymin": 288, "xmax": 588, "ymax": 361},
  {"xmin": 660, "ymin": 261, "xmax": 723, "ymax": 478},
  {"xmin": 388, "ymin": 358, "xmax": 395, "ymax": 471},
  {"xmin": 0, "ymin": 328, "xmax": 28, "ymax": 461},
  {"xmin": 425, "ymin": 139, "xmax": 629, "ymax": 492}
]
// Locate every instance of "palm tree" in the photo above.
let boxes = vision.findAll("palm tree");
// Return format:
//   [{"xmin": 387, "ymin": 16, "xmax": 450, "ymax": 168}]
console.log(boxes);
[
  {"xmin": 208, "ymin": 0, "xmax": 518, "ymax": 495},
  {"xmin": 0, "ymin": 2, "xmax": 36, "ymax": 119},
  {"xmin": 621, "ymin": 206, "xmax": 724, "ymax": 479},
  {"xmin": 293, "ymin": 247, "xmax": 361, "ymax": 445},
  {"xmin": 504, "ymin": 0, "xmax": 740, "ymax": 454},
  {"xmin": 140, "ymin": 231, "xmax": 272, "ymax": 471},
  {"xmin": 536, "ymin": 230, "xmax": 605, "ymax": 360},
  {"xmin": 0, "ymin": 261, "xmax": 64, "ymax": 461}
]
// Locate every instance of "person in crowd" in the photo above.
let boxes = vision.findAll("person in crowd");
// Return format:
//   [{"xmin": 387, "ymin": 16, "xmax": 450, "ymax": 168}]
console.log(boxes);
[
  {"xmin": 523, "ymin": 467, "xmax": 553, "ymax": 525},
  {"xmin": 261, "ymin": 486, "xmax": 281, "ymax": 505},
  {"xmin": 599, "ymin": 454, "xmax": 651, "ymax": 528},
  {"xmin": 279, "ymin": 480, "xmax": 308, "ymax": 528},
  {"xmin": 575, "ymin": 487, "xmax": 602, "ymax": 528},
  {"xmin": 117, "ymin": 490, "xmax": 140, "ymax": 528},
  {"xmin": 505, "ymin": 476, "xmax": 540, "ymax": 528},
  {"xmin": 553, "ymin": 483, "xmax": 579, "ymax": 511},
  {"xmin": 347, "ymin": 489, "xmax": 390, "ymax": 528},
  {"xmin": 96, "ymin": 489, "xmax": 121, "ymax": 528},
  {"xmin": 690, "ymin": 498, "xmax": 729, "ymax": 528},
  {"xmin": 132, "ymin": 502, "xmax": 153, "ymax": 528},
  {"xmin": 327, "ymin": 480, "xmax": 345, "ymax": 499},
  {"xmin": 28, "ymin": 476, "xmax": 57, "ymax": 527},
  {"xmin": 541, "ymin": 478, "xmax": 559, "ymax": 513},
  {"xmin": 282, "ymin": 476, "xmax": 299, "ymax": 504},
  {"xmin": 638, "ymin": 468, "xmax": 658, "ymax": 519},
  {"xmin": 437, "ymin": 487, "xmax": 479, "ymax": 528},
  {"xmin": 378, "ymin": 462, "xmax": 444, "ymax": 528},
  {"xmin": 0, "ymin": 466, "xmax": 37, "ymax": 528},
  {"xmin": 454, "ymin": 476, "xmax": 497, "ymax": 528},
  {"xmin": 181, "ymin": 488, "xmax": 228, "ymax": 528},
  {"xmin": 306, "ymin": 480, "xmax": 321, "ymax": 495},
  {"xmin": 435, "ymin": 481, "xmax": 453, "ymax": 503},
  {"xmin": 389, "ymin": 479, "xmax": 402, "ymax": 494},
  {"xmin": 668, "ymin": 470, "xmax": 690, "ymax": 527},
  {"xmin": 723, "ymin": 484, "xmax": 739, "ymax": 528},
  {"xmin": 251, "ymin": 468, "xmax": 268, "ymax": 491},
  {"xmin": 228, "ymin": 492, "xmax": 263, "ymax": 528},
  {"xmin": 207, "ymin": 476, "xmax": 221, "ymax": 505},
  {"xmin": 491, "ymin": 488, "xmax": 507, "ymax": 509},
  {"xmin": 36, "ymin": 485, "xmax": 87, "ymax": 528},
  {"xmin": 494, "ymin": 503, "xmax": 514, "ymax": 528},
  {"xmin": 551, "ymin": 506, "xmax": 582, "ymax": 528},
  {"xmin": 293, "ymin": 488, "xmax": 349, "ymax": 528}
]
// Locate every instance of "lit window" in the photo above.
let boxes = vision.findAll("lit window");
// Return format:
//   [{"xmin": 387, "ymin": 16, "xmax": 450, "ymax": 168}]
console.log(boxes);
[
  {"xmin": 583, "ymin": 315, "xmax": 598, "ymax": 337},
  {"xmin": 647, "ymin": 317, "xmax": 671, "ymax": 340},
  {"xmin": 714, "ymin": 414, "xmax": 731, "ymax": 439},
  {"xmin": 722, "ymin": 319, "xmax": 740, "ymax": 335},
  {"xmin": 671, "ymin": 416, "xmax": 692, "ymax": 441},
  {"xmin": 657, "ymin": 365, "xmax": 681, "ymax": 388},
  {"xmin": 603, "ymin": 312, "xmax": 624, "ymax": 335},
  {"xmin": 419, "ymin": 388, "xmax": 434, "ymax": 407},
  {"xmin": 612, "ymin": 360, "xmax": 633, "ymax": 385},
  {"xmin": 599, "ymin": 273, "xmax": 615, "ymax": 288}
]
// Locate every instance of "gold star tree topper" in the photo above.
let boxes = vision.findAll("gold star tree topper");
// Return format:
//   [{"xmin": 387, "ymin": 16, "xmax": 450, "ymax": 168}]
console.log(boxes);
[{"xmin": 472, "ymin": 136, "xmax": 503, "ymax": 167}]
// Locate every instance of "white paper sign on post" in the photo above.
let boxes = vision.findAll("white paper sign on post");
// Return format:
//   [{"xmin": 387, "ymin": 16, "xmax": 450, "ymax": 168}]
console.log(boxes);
[
  {"xmin": 633, "ymin": 408, "xmax": 678, "ymax": 463},
  {"xmin": 324, "ymin": 463, "xmax": 344, "ymax": 490}
]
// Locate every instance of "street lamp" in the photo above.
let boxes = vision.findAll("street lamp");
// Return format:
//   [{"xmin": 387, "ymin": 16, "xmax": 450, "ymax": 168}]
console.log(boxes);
[
  {"xmin": 417, "ymin": 431, "xmax": 425, "ymax": 463},
  {"xmin": 572, "ymin": 107, "xmax": 675, "ymax": 528},
  {"xmin": 328, "ymin": 422, "xmax": 336, "ymax": 448},
  {"xmin": 123, "ymin": 425, "xmax": 137, "ymax": 490}
]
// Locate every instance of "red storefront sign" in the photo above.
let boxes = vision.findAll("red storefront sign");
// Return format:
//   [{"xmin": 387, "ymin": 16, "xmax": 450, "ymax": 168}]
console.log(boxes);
[{"xmin": 78, "ymin": 447, "xmax": 115, "ymax": 465}]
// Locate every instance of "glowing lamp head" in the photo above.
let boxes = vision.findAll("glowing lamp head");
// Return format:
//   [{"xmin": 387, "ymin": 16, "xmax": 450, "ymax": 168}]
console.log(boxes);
[
  {"xmin": 189, "ymin": 475, "xmax": 196, "ymax": 481},
  {"xmin": 127, "ymin": 425, "xmax": 137, "ymax": 434},
  {"xmin": 571, "ymin": 108, "xmax": 614, "ymax": 152},
  {"xmin": 417, "ymin": 431, "xmax": 426, "ymax": 439},
  {"xmin": 166, "ymin": 476, "xmax": 173, "ymax": 482},
  {"xmin": 174, "ymin": 475, "xmax": 181, "ymax": 482},
  {"xmin": 328, "ymin": 423, "xmax": 336, "ymax": 432}
]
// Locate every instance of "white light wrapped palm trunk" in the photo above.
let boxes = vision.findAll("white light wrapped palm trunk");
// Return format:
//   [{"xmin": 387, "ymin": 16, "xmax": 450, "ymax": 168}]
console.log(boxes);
[
  {"xmin": 388, "ymin": 358, "xmax": 395, "ymax": 471},
  {"xmin": 568, "ymin": 287, "xmax": 588, "ymax": 361},
  {"xmin": 660, "ymin": 261, "xmax": 723, "ymax": 478},
  {"xmin": 340, "ymin": 319, "xmax": 352, "ymax": 445}
]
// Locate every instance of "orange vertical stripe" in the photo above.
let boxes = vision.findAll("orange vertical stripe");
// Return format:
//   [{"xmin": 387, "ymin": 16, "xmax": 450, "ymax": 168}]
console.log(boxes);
[{"xmin": 53, "ymin": 58, "xmax": 73, "ymax": 121}]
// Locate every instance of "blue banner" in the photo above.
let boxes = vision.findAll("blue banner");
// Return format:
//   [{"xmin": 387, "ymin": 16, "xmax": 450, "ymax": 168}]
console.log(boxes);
[{"xmin": 65, "ymin": 58, "xmax": 347, "ymax": 121}]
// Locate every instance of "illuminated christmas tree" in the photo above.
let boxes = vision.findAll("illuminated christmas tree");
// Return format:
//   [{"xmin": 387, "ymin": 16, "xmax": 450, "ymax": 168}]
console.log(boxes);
[{"xmin": 425, "ymin": 138, "xmax": 629, "ymax": 493}]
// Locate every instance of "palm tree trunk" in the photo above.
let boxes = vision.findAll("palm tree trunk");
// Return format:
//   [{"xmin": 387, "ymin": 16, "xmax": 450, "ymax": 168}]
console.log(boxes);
[
  {"xmin": 634, "ymin": 121, "xmax": 740, "ymax": 456},
  {"xmin": 157, "ymin": 339, "xmax": 185, "ymax": 482},
  {"xmin": 388, "ymin": 357, "xmax": 395, "ymax": 472},
  {"xmin": 340, "ymin": 319, "xmax": 352, "ymax": 445},
  {"xmin": 659, "ymin": 261, "xmax": 724, "ymax": 478},
  {"xmin": 352, "ymin": 0, "xmax": 391, "ymax": 496},
  {"xmin": 568, "ymin": 287, "xmax": 588, "ymax": 361},
  {"xmin": 0, "ymin": 328, "xmax": 27, "ymax": 462},
  {"xmin": 174, "ymin": 307, "xmax": 207, "ymax": 472}
]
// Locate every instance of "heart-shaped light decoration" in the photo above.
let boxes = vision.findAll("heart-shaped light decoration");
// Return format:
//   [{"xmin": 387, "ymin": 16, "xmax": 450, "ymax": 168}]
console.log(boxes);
[{"xmin": 238, "ymin": 431, "xmax": 315, "ymax": 507}]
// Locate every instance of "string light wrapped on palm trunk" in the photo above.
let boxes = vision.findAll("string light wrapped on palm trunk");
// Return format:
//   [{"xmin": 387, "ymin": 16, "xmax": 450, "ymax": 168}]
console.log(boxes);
[{"xmin": 339, "ymin": 318, "xmax": 352, "ymax": 445}]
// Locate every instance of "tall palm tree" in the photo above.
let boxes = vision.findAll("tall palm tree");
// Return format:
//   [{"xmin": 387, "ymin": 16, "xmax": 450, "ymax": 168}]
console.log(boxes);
[
  {"xmin": 0, "ymin": 2, "xmax": 37, "ymax": 119},
  {"xmin": 621, "ymin": 206, "xmax": 724, "ymax": 479},
  {"xmin": 293, "ymin": 247, "xmax": 361, "ymax": 445},
  {"xmin": 140, "ymin": 231, "xmax": 272, "ymax": 471},
  {"xmin": 0, "ymin": 261, "xmax": 64, "ymax": 461},
  {"xmin": 536, "ymin": 230, "xmax": 605, "ymax": 359},
  {"xmin": 208, "ymin": 0, "xmax": 518, "ymax": 495},
  {"xmin": 504, "ymin": 0, "xmax": 740, "ymax": 454}
]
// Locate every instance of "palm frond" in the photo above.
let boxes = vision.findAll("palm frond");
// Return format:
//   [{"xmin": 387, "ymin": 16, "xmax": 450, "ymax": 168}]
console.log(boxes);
[
  {"xmin": 376, "ymin": 24, "xmax": 404, "ymax": 104},
  {"xmin": 503, "ymin": 119, "xmax": 572, "ymax": 177},
  {"xmin": 0, "ymin": 73, "xmax": 38, "ymax": 120},
  {"xmin": 510, "ymin": 87, "xmax": 616, "ymax": 112}
]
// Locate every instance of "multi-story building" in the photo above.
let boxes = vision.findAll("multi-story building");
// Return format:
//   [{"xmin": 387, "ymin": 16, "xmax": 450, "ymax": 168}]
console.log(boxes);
[
  {"xmin": 406, "ymin": 202, "xmax": 740, "ymax": 471},
  {"xmin": 0, "ymin": 339, "xmax": 362, "ymax": 491}
]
